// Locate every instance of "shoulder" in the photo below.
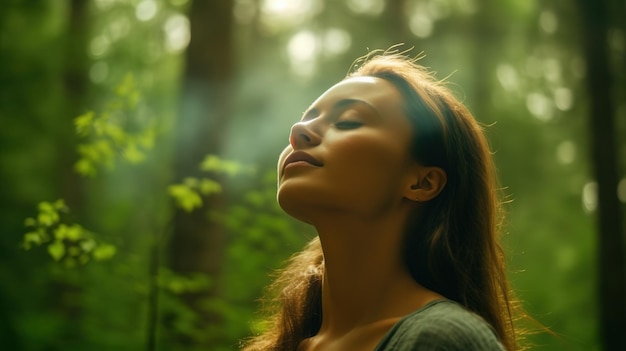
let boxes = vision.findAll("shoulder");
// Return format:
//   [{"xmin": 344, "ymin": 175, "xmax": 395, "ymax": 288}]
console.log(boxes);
[{"xmin": 375, "ymin": 300, "xmax": 506, "ymax": 351}]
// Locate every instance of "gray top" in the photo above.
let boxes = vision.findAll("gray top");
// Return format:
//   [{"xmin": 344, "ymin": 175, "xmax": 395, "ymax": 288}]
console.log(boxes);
[{"xmin": 374, "ymin": 300, "xmax": 506, "ymax": 351}]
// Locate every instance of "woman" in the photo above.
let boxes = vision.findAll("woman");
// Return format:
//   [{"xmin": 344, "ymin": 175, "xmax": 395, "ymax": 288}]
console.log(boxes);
[{"xmin": 243, "ymin": 51, "xmax": 524, "ymax": 350}]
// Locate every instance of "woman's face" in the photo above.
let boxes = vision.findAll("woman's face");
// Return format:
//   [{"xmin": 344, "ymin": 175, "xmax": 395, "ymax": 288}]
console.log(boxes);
[{"xmin": 277, "ymin": 76, "xmax": 417, "ymax": 223}]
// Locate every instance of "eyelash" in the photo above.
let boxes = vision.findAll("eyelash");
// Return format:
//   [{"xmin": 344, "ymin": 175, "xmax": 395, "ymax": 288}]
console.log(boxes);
[{"xmin": 334, "ymin": 121, "xmax": 363, "ymax": 129}]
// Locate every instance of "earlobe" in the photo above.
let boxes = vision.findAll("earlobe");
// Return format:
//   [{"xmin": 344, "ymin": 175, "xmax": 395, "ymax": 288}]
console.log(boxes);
[{"xmin": 405, "ymin": 167, "xmax": 447, "ymax": 202}]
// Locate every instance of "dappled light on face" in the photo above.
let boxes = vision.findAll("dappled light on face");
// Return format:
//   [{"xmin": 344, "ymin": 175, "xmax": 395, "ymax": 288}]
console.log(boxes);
[
  {"xmin": 582, "ymin": 181, "xmax": 598, "ymax": 213},
  {"xmin": 287, "ymin": 30, "xmax": 319, "ymax": 79},
  {"xmin": 556, "ymin": 140, "xmax": 576, "ymax": 165},
  {"xmin": 136, "ymin": 0, "xmax": 158, "ymax": 22},
  {"xmin": 346, "ymin": 0, "xmax": 385, "ymax": 16},
  {"xmin": 164, "ymin": 14, "xmax": 190, "ymax": 54}
]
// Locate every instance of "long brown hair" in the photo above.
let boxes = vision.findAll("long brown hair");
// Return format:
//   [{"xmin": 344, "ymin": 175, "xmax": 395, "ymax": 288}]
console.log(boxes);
[{"xmin": 243, "ymin": 52, "xmax": 523, "ymax": 351}]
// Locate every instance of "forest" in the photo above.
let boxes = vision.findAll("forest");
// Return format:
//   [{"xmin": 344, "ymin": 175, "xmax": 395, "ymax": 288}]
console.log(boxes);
[{"xmin": 0, "ymin": 0, "xmax": 624, "ymax": 350}]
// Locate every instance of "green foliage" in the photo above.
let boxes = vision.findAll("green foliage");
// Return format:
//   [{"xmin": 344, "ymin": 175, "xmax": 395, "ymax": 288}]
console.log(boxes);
[
  {"xmin": 200, "ymin": 154, "xmax": 255, "ymax": 177},
  {"xmin": 168, "ymin": 177, "xmax": 220, "ymax": 212},
  {"xmin": 22, "ymin": 200, "xmax": 116, "ymax": 266},
  {"xmin": 209, "ymin": 169, "xmax": 309, "ymax": 344},
  {"xmin": 168, "ymin": 155, "xmax": 255, "ymax": 211},
  {"xmin": 74, "ymin": 74, "xmax": 156, "ymax": 176},
  {"xmin": 158, "ymin": 268, "xmax": 212, "ymax": 294}
]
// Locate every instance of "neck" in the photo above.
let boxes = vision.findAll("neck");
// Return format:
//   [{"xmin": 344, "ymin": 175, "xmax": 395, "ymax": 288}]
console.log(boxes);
[{"xmin": 313, "ymin": 211, "xmax": 441, "ymax": 337}]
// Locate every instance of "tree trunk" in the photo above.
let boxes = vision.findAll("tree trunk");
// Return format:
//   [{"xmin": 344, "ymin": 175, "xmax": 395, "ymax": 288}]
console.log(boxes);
[
  {"xmin": 576, "ymin": 0, "xmax": 626, "ymax": 349},
  {"xmin": 470, "ymin": 0, "xmax": 502, "ymax": 124},
  {"xmin": 53, "ymin": 0, "xmax": 90, "ymax": 349},
  {"xmin": 168, "ymin": 0, "xmax": 234, "ymax": 347},
  {"xmin": 62, "ymin": 0, "xmax": 89, "ymax": 211}
]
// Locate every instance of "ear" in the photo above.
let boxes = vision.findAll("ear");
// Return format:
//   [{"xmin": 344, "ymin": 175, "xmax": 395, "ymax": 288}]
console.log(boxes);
[{"xmin": 404, "ymin": 166, "xmax": 447, "ymax": 202}]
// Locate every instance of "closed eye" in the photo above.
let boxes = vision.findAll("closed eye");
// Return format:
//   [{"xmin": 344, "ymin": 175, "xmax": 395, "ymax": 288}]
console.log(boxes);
[{"xmin": 335, "ymin": 121, "xmax": 363, "ymax": 130}]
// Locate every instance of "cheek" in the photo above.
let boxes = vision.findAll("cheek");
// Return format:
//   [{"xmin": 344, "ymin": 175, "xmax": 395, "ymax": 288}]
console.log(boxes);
[
  {"xmin": 331, "ymin": 133, "xmax": 408, "ymax": 175},
  {"xmin": 326, "ymin": 134, "xmax": 411, "ymax": 197}
]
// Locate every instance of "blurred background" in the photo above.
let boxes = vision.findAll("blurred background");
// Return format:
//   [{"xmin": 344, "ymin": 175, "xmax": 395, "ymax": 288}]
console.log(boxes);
[{"xmin": 0, "ymin": 0, "xmax": 624, "ymax": 350}]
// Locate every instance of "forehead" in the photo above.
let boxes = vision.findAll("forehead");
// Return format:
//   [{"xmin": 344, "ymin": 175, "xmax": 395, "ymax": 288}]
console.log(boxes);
[{"xmin": 309, "ymin": 76, "xmax": 405, "ymax": 114}]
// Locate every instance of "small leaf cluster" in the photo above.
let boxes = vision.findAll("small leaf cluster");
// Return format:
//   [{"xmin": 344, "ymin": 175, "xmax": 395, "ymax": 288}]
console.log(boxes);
[
  {"xmin": 22, "ymin": 199, "xmax": 116, "ymax": 267},
  {"xmin": 74, "ymin": 74, "xmax": 155, "ymax": 176},
  {"xmin": 168, "ymin": 155, "xmax": 255, "ymax": 212},
  {"xmin": 157, "ymin": 268, "xmax": 212, "ymax": 294}
]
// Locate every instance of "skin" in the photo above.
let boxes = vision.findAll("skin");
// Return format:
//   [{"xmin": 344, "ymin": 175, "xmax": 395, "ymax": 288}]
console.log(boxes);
[{"xmin": 277, "ymin": 77, "xmax": 447, "ymax": 351}]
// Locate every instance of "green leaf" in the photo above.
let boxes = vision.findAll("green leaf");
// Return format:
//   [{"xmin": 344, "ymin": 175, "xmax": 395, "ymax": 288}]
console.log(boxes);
[
  {"xmin": 200, "ymin": 155, "xmax": 244, "ymax": 176},
  {"xmin": 138, "ymin": 128, "xmax": 155, "ymax": 148},
  {"xmin": 75, "ymin": 158, "xmax": 96, "ymax": 176},
  {"xmin": 23, "ymin": 231, "xmax": 42, "ymax": 249},
  {"xmin": 198, "ymin": 178, "xmax": 222, "ymax": 195},
  {"xmin": 48, "ymin": 240, "xmax": 65, "ymax": 261},
  {"xmin": 23, "ymin": 228, "xmax": 49, "ymax": 249},
  {"xmin": 77, "ymin": 143, "xmax": 100, "ymax": 161},
  {"xmin": 37, "ymin": 210, "xmax": 59, "ymax": 227},
  {"xmin": 24, "ymin": 217, "xmax": 37, "ymax": 227},
  {"xmin": 94, "ymin": 140, "xmax": 115, "ymax": 164},
  {"xmin": 93, "ymin": 244, "xmax": 116, "ymax": 261},
  {"xmin": 54, "ymin": 224, "xmax": 68, "ymax": 240},
  {"xmin": 183, "ymin": 177, "xmax": 199, "ymax": 187},
  {"xmin": 104, "ymin": 123, "xmax": 126, "ymax": 145},
  {"xmin": 168, "ymin": 184, "xmax": 203, "ymax": 212},
  {"xmin": 80, "ymin": 238, "xmax": 96, "ymax": 252},
  {"xmin": 122, "ymin": 142, "xmax": 144, "ymax": 164},
  {"xmin": 65, "ymin": 224, "xmax": 84, "ymax": 241},
  {"xmin": 53, "ymin": 199, "xmax": 67, "ymax": 211},
  {"xmin": 75, "ymin": 111, "xmax": 94, "ymax": 136},
  {"xmin": 200, "ymin": 155, "xmax": 221, "ymax": 171},
  {"xmin": 38, "ymin": 201, "xmax": 54, "ymax": 213},
  {"xmin": 115, "ymin": 73, "xmax": 135, "ymax": 97}
]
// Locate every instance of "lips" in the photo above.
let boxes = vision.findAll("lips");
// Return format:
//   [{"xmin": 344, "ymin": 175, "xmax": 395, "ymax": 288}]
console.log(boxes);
[{"xmin": 283, "ymin": 151, "xmax": 322, "ymax": 172}]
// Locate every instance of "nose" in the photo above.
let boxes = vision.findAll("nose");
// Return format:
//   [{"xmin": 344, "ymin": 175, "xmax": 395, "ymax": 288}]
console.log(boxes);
[{"xmin": 289, "ymin": 120, "xmax": 321, "ymax": 149}]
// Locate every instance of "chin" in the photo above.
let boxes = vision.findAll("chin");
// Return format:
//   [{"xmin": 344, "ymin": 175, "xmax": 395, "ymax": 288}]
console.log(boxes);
[{"xmin": 277, "ymin": 188, "xmax": 318, "ymax": 224}]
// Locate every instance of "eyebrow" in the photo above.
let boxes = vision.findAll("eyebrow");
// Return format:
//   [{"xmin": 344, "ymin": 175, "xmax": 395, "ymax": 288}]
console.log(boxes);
[{"xmin": 301, "ymin": 98, "xmax": 381, "ymax": 121}]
